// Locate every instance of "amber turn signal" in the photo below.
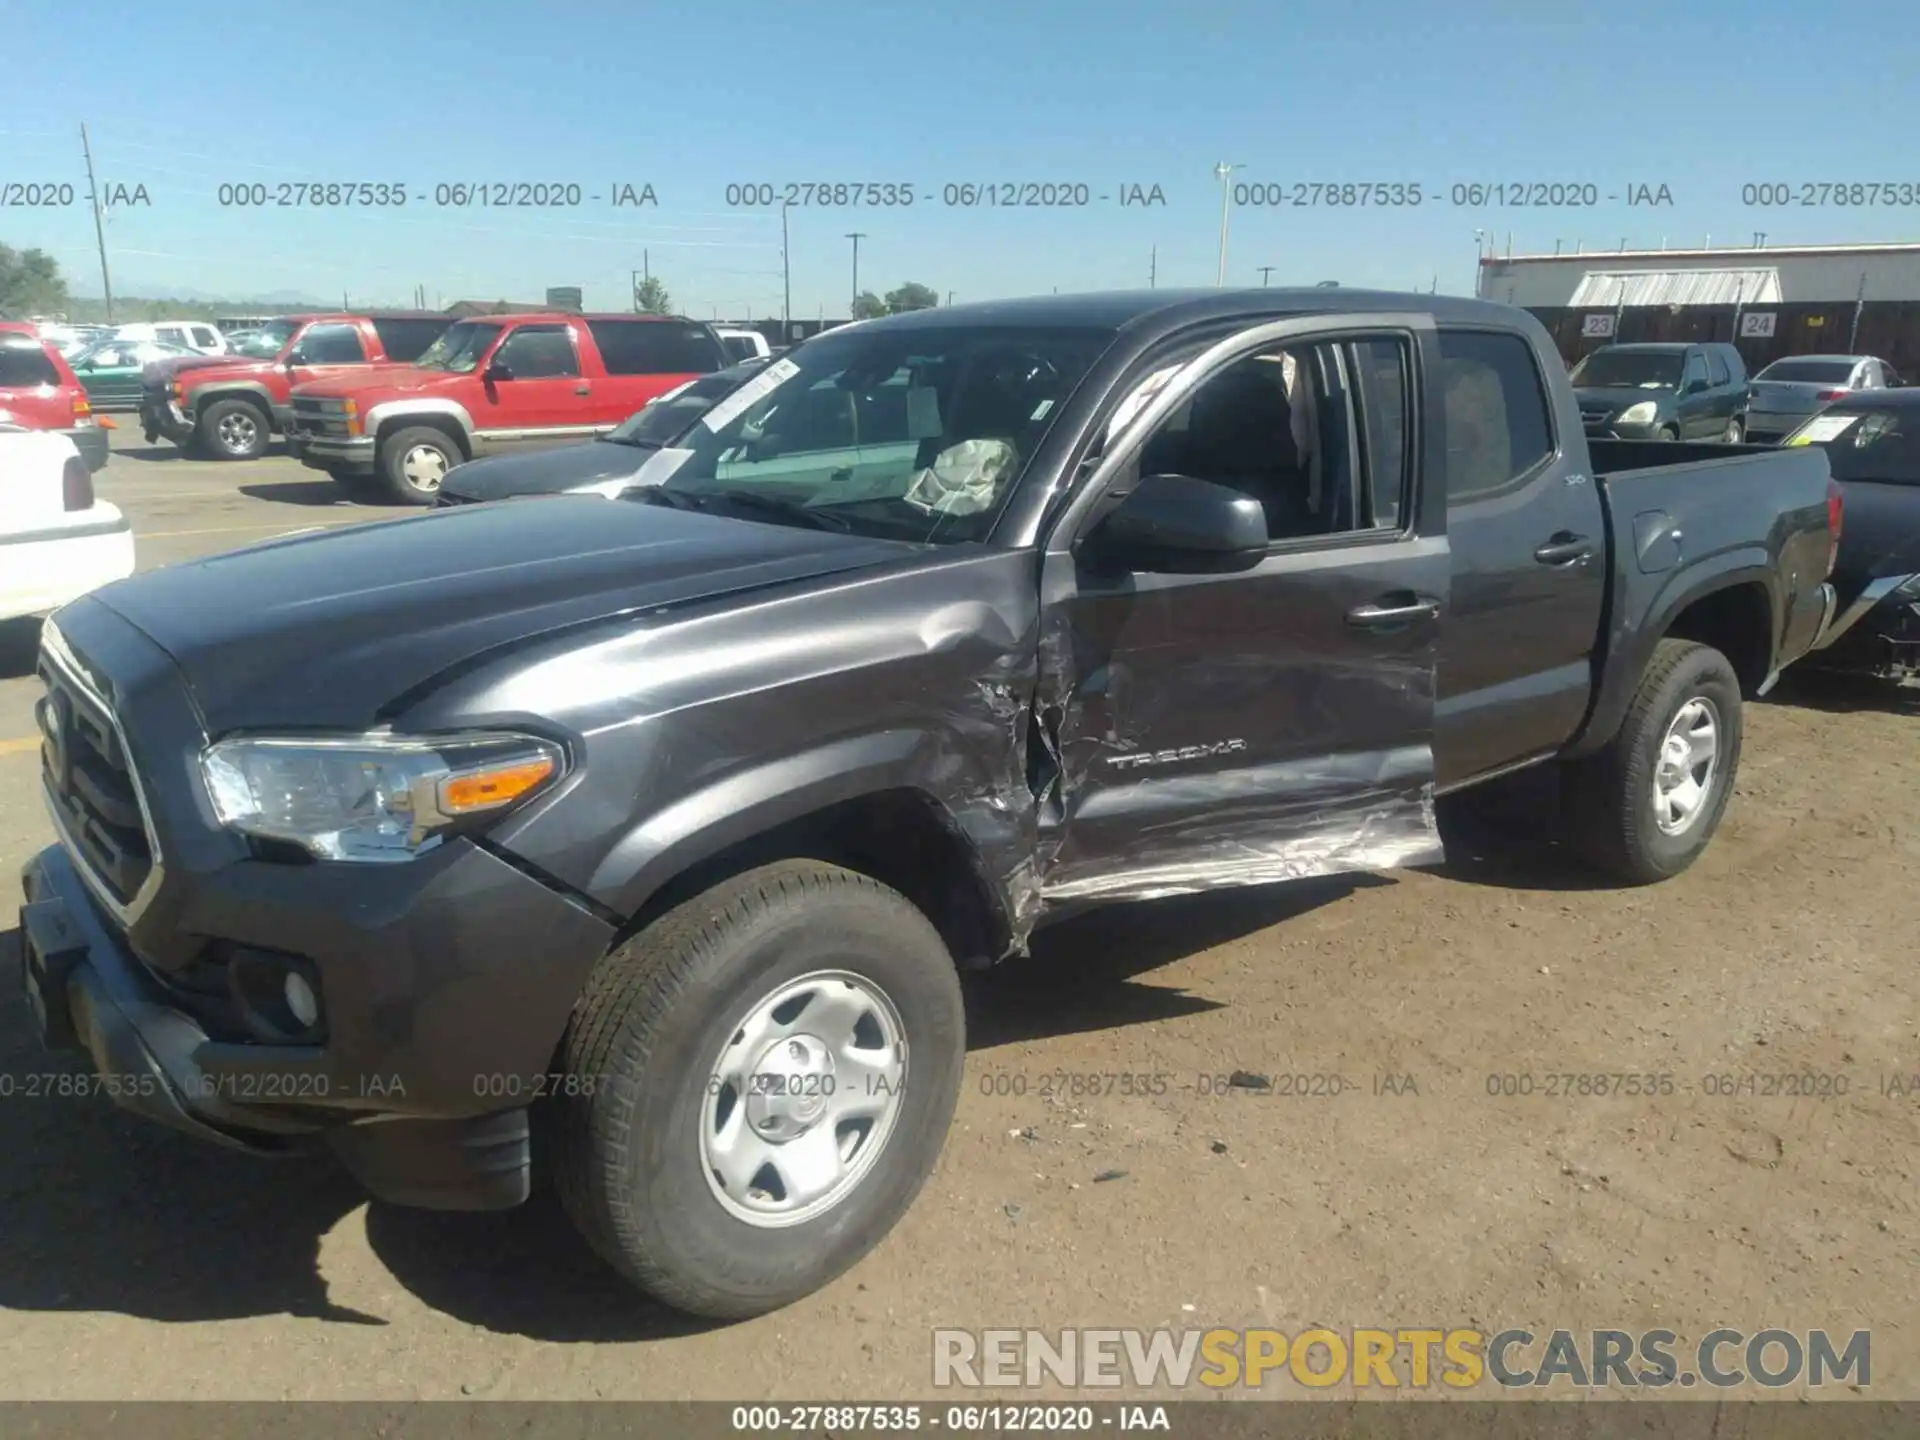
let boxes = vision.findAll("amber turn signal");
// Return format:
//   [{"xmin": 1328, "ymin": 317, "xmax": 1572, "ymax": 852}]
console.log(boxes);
[{"xmin": 437, "ymin": 756, "xmax": 558, "ymax": 814}]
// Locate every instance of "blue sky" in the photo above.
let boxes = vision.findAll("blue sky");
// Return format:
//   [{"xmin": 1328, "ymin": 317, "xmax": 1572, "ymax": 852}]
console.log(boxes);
[{"xmin": 5, "ymin": 0, "xmax": 1919, "ymax": 316}]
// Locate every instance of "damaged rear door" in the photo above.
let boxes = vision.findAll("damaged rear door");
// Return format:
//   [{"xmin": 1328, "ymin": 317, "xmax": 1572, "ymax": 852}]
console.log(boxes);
[{"xmin": 1030, "ymin": 315, "xmax": 1448, "ymax": 903}]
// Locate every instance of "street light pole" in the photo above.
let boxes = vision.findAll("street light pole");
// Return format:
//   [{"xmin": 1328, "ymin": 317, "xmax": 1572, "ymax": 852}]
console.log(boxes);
[
  {"xmin": 781, "ymin": 200, "xmax": 793, "ymax": 330},
  {"xmin": 846, "ymin": 231, "xmax": 866, "ymax": 315},
  {"xmin": 1471, "ymin": 229, "xmax": 1487, "ymax": 297},
  {"xmin": 1213, "ymin": 163, "xmax": 1239, "ymax": 286},
  {"xmin": 1257, "ymin": 265, "xmax": 1275, "ymax": 287}
]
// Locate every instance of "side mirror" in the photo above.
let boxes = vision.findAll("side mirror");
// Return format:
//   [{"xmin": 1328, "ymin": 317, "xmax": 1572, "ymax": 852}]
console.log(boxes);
[
  {"xmin": 1083, "ymin": 474, "xmax": 1269, "ymax": 573},
  {"xmin": 484, "ymin": 356, "xmax": 515, "ymax": 382}
]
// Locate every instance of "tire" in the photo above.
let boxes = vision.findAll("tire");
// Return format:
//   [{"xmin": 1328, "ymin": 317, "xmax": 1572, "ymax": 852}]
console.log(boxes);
[
  {"xmin": 377, "ymin": 425, "xmax": 461, "ymax": 504},
  {"xmin": 327, "ymin": 467, "xmax": 380, "ymax": 502},
  {"xmin": 1561, "ymin": 638, "xmax": 1743, "ymax": 884},
  {"xmin": 1656, "ymin": 424, "xmax": 1679, "ymax": 442},
  {"xmin": 196, "ymin": 397, "xmax": 270, "ymax": 460},
  {"xmin": 1722, "ymin": 417, "xmax": 1744, "ymax": 444},
  {"xmin": 553, "ymin": 859, "xmax": 965, "ymax": 1320}
]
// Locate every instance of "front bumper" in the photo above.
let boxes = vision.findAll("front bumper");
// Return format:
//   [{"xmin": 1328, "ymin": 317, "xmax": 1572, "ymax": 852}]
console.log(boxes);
[
  {"xmin": 19, "ymin": 830, "xmax": 615, "ymax": 1208},
  {"xmin": 291, "ymin": 433, "xmax": 376, "ymax": 475},
  {"xmin": 139, "ymin": 395, "xmax": 195, "ymax": 446},
  {"xmin": 1581, "ymin": 416, "xmax": 1665, "ymax": 441},
  {"xmin": 63, "ymin": 425, "xmax": 110, "ymax": 473}
]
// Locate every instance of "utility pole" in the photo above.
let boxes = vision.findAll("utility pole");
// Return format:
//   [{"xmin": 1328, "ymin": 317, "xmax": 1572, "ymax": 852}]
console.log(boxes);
[
  {"xmin": 1149, "ymin": 245, "xmax": 1157, "ymax": 289},
  {"xmin": 1257, "ymin": 265, "xmax": 1275, "ymax": 287},
  {"xmin": 79, "ymin": 123, "xmax": 114, "ymax": 322},
  {"xmin": 1213, "ymin": 163, "xmax": 1239, "ymax": 285},
  {"xmin": 946, "ymin": 291, "xmax": 954, "ymax": 305},
  {"xmin": 845, "ymin": 231, "xmax": 866, "ymax": 314},
  {"xmin": 1471, "ymin": 229, "xmax": 1486, "ymax": 298},
  {"xmin": 781, "ymin": 201, "xmax": 793, "ymax": 330}
]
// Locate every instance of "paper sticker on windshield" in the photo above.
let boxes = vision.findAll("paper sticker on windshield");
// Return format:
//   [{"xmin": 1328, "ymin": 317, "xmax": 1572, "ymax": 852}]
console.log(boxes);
[
  {"xmin": 1789, "ymin": 413, "xmax": 1859, "ymax": 445},
  {"xmin": 699, "ymin": 356, "xmax": 801, "ymax": 433}
]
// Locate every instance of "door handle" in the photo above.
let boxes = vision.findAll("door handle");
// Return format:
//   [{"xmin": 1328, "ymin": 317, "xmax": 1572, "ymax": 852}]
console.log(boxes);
[
  {"xmin": 573, "ymin": 384, "xmax": 590, "ymax": 396},
  {"xmin": 1346, "ymin": 595, "xmax": 1441, "ymax": 629},
  {"xmin": 1534, "ymin": 533, "xmax": 1595, "ymax": 566}
]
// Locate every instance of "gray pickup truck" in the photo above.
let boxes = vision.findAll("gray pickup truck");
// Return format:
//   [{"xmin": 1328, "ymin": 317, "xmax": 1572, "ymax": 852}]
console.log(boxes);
[{"xmin": 20, "ymin": 289, "xmax": 1838, "ymax": 1320}]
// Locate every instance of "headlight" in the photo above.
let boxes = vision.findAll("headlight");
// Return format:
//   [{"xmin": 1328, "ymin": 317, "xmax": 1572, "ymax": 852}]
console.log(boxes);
[
  {"xmin": 1618, "ymin": 401, "xmax": 1657, "ymax": 425},
  {"xmin": 200, "ymin": 731, "xmax": 564, "ymax": 862}
]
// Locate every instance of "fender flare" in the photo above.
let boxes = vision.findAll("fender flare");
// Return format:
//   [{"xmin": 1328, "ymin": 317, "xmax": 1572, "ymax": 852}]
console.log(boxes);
[
  {"xmin": 184, "ymin": 380, "xmax": 277, "ymax": 424},
  {"xmin": 365, "ymin": 397, "xmax": 476, "ymax": 449},
  {"xmin": 577, "ymin": 728, "xmax": 1018, "ymax": 945},
  {"xmin": 1564, "ymin": 550, "xmax": 1777, "ymax": 759}
]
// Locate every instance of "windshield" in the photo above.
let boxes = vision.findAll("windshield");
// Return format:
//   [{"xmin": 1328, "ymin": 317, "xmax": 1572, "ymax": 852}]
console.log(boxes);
[
  {"xmin": 1570, "ymin": 350, "xmax": 1684, "ymax": 390},
  {"xmin": 1757, "ymin": 358, "xmax": 1856, "ymax": 384},
  {"xmin": 605, "ymin": 369, "xmax": 760, "ymax": 446},
  {"xmin": 227, "ymin": 322, "xmax": 298, "ymax": 359},
  {"xmin": 1787, "ymin": 408, "xmax": 1920, "ymax": 483},
  {"xmin": 637, "ymin": 323, "xmax": 1113, "ymax": 543},
  {"xmin": 414, "ymin": 321, "xmax": 502, "ymax": 373}
]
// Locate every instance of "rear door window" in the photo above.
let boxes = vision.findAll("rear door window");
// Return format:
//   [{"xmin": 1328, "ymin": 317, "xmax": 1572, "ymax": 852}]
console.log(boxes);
[
  {"xmin": 369, "ymin": 317, "xmax": 448, "ymax": 362},
  {"xmin": 0, "ymin": 336, "xmax": 61, "ymax": 388},
  {"xmin": 1436, "ymin": 330, "xmax": 1555, "ymax": 502},
  {"xmin": 589, "ymin": 319, "xmax": 726, "ymax": 375}
]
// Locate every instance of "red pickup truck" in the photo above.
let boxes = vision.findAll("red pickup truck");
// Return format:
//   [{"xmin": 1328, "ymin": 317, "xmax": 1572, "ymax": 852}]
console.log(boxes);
[
  {"xmin": 285, "ymin": 312, "xmax": 728, "ymax": 502},
  {"xmin": 140, "ymin": 311, "xmax": 449, "ymax": 461}
]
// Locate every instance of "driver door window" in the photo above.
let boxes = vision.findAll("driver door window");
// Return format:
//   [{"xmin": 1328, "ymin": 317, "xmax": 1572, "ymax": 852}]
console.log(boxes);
[
  {"xmin": 1682, "ymin": 353, "xmax": 1709, "ymax": 391},
  {"xmin": 295, "ymin": 323, "xmax": 368, "ymax": 365}
]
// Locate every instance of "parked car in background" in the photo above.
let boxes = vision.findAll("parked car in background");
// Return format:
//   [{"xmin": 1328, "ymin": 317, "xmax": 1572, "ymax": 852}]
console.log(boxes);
[
  {"xmin": 1783, "ymin": 390, "xmax": 1920, "ymax": 679},
  {"xmin": 68, "ymin": 338, "xmax": 197, "ymax": 411},
  {"xmin": 286, "ymin": 312, "xmax": 728, "ymax": 502},
  {"xmin": 715, "ymin": 326, "xmax": 773, "ymax": 363},
  {"xmin": 436, "ymin": 355, "xmax": 775, "ymax": 506},
  {"xmin": 37, "ymin": 323, "xmax": 114, "ymax": 358},
  {"xmin": 1743, "ymin": 354, "xmax": 1902, "ymax": 445},
  {"xmin": 1570, "ymin": 341, "xmax": 1750, "ymax": 442},
  {"xmin": 0, "ymin": 427, "xmax": 133, "ymax": 622},
  {"xmin": 0, "ymin": 322, "xmax": 109, "ymax": 472},
  {"xmin": 141, "ymin": 311, "xmax": 450, "ymax": 461},
  {"xmin": 17, "ymin": 289, "xmax": 1839, "ymax": 1322},
  {"xmin": 113, "ymin": 321, "xmax": 228, "ymax": 355}
]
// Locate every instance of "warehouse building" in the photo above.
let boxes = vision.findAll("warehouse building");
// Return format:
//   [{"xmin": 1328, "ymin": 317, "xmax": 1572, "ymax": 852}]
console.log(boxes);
[{"xmin": 1475, "ymin": 241, "xmax": 1920, "ymax": 376}]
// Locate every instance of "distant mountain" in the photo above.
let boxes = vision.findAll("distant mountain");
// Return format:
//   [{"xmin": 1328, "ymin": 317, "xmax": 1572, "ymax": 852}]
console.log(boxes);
[{"xmin": 67, "ymin": 282, "xmax": 333, "ymax": 305}]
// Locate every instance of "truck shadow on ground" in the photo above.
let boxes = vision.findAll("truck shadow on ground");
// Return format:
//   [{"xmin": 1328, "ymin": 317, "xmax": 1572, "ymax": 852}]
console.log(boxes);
[
  {"xmin": 0, "ymin": 881, "xmax": 1361, "ymax": 1343},
  {"xmin": 1424, "ymin": 772, "xmax": 1621, "ymax": 894},
  {"xmin": 236, "ymin": 480, "xmax": 371, "ymax": 509},
  {"xmin": 1759, "ymin": 669, "xmax": 1920, "ymax": 716}
]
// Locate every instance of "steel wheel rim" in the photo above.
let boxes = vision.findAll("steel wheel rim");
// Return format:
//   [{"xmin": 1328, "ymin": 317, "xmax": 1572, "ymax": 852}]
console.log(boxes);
[
  {"xmin": 700, "ymin": 968, "xmax": 908, "ymax": 1228},
  {"xmin": 1652, "ymin": 696, "xmax": 1720, "ymax": 835},
  {"xmin": 402, "ymin": 444, "xmax": 448, "ymax": 491},
  {"xmin": 218, "ymin": 411, "xmax": 258, "ymax": 452}
]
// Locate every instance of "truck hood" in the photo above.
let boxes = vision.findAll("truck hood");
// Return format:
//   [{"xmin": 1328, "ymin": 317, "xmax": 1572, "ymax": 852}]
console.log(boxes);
[
  {"xmin": 292, "ymin": 367, "xmax": 459, "ymax": 400},
  {"xmin": 441, "ymin": 439, "xmax": 649, "ymax": 501},
  {"xmin": 154, "ymin": 353, "xmax": 267, "ymax": 385},
  {"xmin": 1574, "ymin": 385, "xmax": 1675, "ymax": 413},
  {"xmin": 86, "ymin": 495, "xmax": 920, "ymax": 732}
]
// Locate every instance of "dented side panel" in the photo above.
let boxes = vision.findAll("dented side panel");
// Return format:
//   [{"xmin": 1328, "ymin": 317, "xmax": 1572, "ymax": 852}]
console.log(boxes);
[{"xmin": 1028, "ymin": 534, "xmax": 1448, "ymax": 907}]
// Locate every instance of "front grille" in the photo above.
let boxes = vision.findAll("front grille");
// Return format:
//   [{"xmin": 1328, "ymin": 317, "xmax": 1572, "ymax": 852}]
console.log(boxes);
[
  {"xmin": 37, "ymin": 626, "xmax": 161, "ymax": 918},
  {"xmin": 289, "ymin": 395, "xmax": 351, "ymax": 438}
]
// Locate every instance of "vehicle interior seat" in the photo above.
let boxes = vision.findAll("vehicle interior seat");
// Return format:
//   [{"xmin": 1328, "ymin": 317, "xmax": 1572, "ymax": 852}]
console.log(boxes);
[{"xmin": 1178, "ymin": 362, "xmax": 1316, "ymax": 538}]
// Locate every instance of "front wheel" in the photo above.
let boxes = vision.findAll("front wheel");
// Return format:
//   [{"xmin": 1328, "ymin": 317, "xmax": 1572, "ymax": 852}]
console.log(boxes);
[
  {"xmin": 377, "ymin": 425, "xmax": 461, "ymax": 503},
  {"xmin": 1656, "ymin": 424, "xmax": 1679, "ymax": 442},
  {"xmin": 197, "ymin": 398, "xmax": 270, "ymax": 460},
  {"xmin": 552, "ymin": 860, "xmax": 965, "ymax": 1320},
  {"xmin": 1562, "ymin": 638, "xmax": 1743, "ymax": 883},
  {"xmin": 1721, "ymin": 417, "xmax": 1744, "ymax": 443}
]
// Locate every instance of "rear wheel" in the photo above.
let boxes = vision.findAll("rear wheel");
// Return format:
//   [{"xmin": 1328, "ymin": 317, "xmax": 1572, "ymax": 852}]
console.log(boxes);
[
  {"xmin": 1562, "ymin": 638, "xmax": 1743, "ymax": 883},
  {"xmin": 552, "ymin": 860, "xmax": 965, "ymax": 1319},
  {"xmin": 197, "ymin": 398, "xmax": 270, "ymax": 460},
  {"xmin": 376, "ymin": 425, "xmax": 461, "ymax": 504}
]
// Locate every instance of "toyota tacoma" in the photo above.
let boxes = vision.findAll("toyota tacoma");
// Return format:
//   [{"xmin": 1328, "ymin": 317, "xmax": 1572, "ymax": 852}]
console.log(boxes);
[{"xmin": 20, "ymin": 290, "xmax": 1839, "ymax": 1320}]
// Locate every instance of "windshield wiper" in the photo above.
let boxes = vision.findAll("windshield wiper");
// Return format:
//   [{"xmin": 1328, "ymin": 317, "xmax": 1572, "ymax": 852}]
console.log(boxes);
[
  {"xmin": 600, "ymin": 433, "xmax": 664, "ymax": 449},
  {"xmin": 706, "ymin": 489, "xmax": 854, "ymax": 532}
]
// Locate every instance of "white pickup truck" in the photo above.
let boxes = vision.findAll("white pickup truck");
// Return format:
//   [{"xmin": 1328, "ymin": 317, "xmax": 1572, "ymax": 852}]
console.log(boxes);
[{"xmin": 0, "ymin": 428, "xmax": 135, "ymax": 622}]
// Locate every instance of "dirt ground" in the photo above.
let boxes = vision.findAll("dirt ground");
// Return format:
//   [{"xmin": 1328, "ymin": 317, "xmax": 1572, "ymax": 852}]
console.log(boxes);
[{"xmin": 0, "ymin": 428, "xmax": 1914, "ymax": 1400}]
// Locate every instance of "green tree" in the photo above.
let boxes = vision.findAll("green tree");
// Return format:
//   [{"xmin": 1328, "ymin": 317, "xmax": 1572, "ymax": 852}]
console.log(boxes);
[
  {"xmin": 0, "ymin": 243, "xmax": 70, "ymax": 318},
  {"xmin": 633, "ymin": 276, "xmax": 672, "ymax": 315},
  {"xmin": 850, "ymin": 290, "xmax": 888, "ymax": 320},
  {"xmin": 884, "ymin": 281, "xmax": 939, "ymax": 314}
]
